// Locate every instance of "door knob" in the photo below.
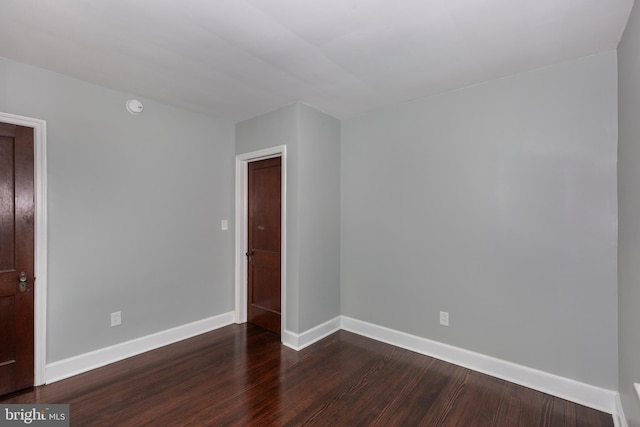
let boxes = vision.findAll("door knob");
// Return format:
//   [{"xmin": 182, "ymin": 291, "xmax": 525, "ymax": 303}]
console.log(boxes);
[
  {"xmin": 18, "ymin": 272, "xmax": 27, "ymax": 292},
  {"xmin": 246, "ymin": 250, "xmax": 254, "ymax": 262}
]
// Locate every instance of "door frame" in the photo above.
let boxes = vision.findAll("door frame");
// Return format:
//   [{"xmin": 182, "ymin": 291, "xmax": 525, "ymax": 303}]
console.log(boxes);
[
  {"xmin": 0, "ymin": 112, "xmax": 47, "ymax": 386},
  {"xmin": 235, "ymin": 145, "xmax": 286, "ymax": 337}
]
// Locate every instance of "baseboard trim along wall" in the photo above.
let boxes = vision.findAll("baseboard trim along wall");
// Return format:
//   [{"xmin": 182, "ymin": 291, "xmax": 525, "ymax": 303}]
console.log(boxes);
[
  {"xmin": 45, "ymin": 311, "xmax": 235, "ymax": 384},
  {"xmin": 613, "ymin": 394, "xmax": 629, "ymax": 427},
  {"xmin": 282, "ymin": 316, "xmax": 341, "ymax": 351},
  {"xmin": 340, "ymin": 316, "xmax": 618, "ymax": 416},
  {"xmin": 44, "ymin": 312, "xmax": 622, "ymax": 421}
]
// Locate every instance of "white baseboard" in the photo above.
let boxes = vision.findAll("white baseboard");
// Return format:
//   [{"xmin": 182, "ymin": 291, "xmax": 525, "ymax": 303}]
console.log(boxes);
[
  {"xmin": 42, "ymin": 311, "xmax": 621, "ymax": 422},
  {"xmin": 340, "ymin": 316, "xmax": 617, "ymax": 415},
  {"xmin": 46, "ymin": 311, "xmax": 235, "ymax": 384},
  {"xmin": 282, "ymin": 316, "xmax": 341, "ymax": 351},
  {"xmin": 614, "ymin": 394, "xmax": 629, "ymax": 427}
]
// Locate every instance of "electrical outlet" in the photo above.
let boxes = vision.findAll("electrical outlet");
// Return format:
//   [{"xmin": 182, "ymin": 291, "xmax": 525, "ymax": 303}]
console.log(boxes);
[
  {"xmin": 111, "ymin": 311, "xmax": 122, "ymax": 327},
  {"xmin": 439, "ymin": 311, "xmax": 449, "ymax": 326},
  {"xmin": 221, "ymin": 219, "xmax": 228, "ymax": 231},
  {"xmin": 635, "ymin": 383, "xmax": 640, "ymax": 401}
]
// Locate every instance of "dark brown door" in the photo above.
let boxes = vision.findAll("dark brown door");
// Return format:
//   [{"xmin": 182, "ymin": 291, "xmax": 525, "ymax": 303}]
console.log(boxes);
[
  {"xmin": 247, "ymin": 157, "xmax": 281, "ymax": 334},
  {"xmin": 0, "ymin": 122, "xmax": 35, "ymax": 395}
]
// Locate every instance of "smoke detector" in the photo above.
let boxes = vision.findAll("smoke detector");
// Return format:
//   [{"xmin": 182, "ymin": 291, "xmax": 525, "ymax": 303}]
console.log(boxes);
[{"xmin": 125, "ymin": 99, "xmax": 144, "ymax": 115}]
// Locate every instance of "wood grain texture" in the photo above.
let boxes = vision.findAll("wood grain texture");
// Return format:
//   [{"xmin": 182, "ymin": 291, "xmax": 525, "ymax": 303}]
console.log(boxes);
[
  {"xmin": 0, "ymin": 324, "xmax": 613, "ymax": 427},
  {"xmin": 0, "ymin": 133, "xmax": 15, "ymax": 272},
  {"xmin": 247, "ymin": 157, "xmax": 282, "ymax": 334},
  {"xmin": 0, "ymin": 122, "xmax": 35, "ymax": 395}
]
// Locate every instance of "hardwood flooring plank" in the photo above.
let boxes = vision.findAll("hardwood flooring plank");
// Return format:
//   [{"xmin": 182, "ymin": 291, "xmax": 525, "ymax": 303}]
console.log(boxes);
[
  {"xmin": 0, "ymin": 324, "xmax": 614, "ymax": 426},
  {"xmin": 412, "ymin": 361, "xmax": 472, "ymax": 426},
  {"xmin": 494, "ymin": 381, "xmax": 544, "ymax": 426},
  {"xmin": 369, "ymin": 357, "xmax": 452, "ymax": 426},
  {"xmin": 289, "ymin": 347, "xmax": 417, "ymax": 426},
  {"xmin": 440, "ymin": 370, "xmax": 511, "ymax": 427}
]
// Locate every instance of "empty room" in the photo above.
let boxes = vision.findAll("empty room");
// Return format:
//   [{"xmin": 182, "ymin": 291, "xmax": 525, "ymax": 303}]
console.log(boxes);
[{"xmin": 1, "ymin": 0, "xmax": 640, "ymax": 426}]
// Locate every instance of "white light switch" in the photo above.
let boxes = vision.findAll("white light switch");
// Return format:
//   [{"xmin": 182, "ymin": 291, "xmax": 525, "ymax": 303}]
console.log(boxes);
[{"xmin": 221, "ymin": 219, "xmax": 228, "ymax": 231}]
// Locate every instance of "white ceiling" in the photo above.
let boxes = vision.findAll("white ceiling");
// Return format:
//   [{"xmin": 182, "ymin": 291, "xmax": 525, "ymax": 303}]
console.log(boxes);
[{"xmin": 0, "ymin": 0, "xmax": 633, "ymax": 121}]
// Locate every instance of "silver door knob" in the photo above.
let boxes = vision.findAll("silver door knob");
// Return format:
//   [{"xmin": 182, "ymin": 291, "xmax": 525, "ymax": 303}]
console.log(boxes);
[{"xmin": 18, "ymin": 272, "xmax": 28, "ymax": 292}]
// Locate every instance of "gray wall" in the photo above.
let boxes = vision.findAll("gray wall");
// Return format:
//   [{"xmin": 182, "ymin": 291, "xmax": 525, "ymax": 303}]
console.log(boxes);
[
  {"xmin": 235, "ymin": 103, "xmax": 340, "ymax": 334},
  {"xmin": 618, "ymin": 1, "xmax": 640, "ymax": 424},
  {"xmin": 297, "ymin": 104, "xmax": 341, "ymax": 331},
  {"xmin": 341, "ymin": 52, "xmax": 618, "ymax": 389},
  {"xmin": 0, "ymin": 58, "xmax": 235, "ymax": 363}
]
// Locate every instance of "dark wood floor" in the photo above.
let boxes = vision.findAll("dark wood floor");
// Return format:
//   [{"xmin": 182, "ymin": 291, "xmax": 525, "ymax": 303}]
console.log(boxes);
[{"xmin": 1, "ymin": 324, "xmax": 612, "ymax": 426}]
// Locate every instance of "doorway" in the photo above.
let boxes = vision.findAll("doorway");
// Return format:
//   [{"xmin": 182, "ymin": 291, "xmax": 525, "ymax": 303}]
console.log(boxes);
[
  {"xmin": 234, "ymin": 146, "xmax": 287, "ymax": 338},
  {"xmin": 0, "ymin": 112, "xmax": 47, "ymax": 389},
  {"xmin": 0, "ymin": 122, "xmax": 34, "ymax": 395},
  {"xmin": 247, "ymin": 157, "xmax": 281, "ymax": 334}
]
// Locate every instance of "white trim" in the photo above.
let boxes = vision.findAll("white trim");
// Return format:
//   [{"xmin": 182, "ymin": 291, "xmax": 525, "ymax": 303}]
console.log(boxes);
[
  {"xmin": 45, "ymin": 312, "xmax": 234, "ymax": 384},
  {"xmin": 340, "ymin": 316, "xmax": 617, "ymax": 414},
  {"xmin": 0, "ymin": 112, "xmax": 47, "ymax": 387},
  {"xmin": 234, "ymin": 145, "xmax": 287, "ymax": 337},
  {"xmin": 613, "ymin": 394, "xmax": 628, "ymax": 427},
  {"xmin": 282, "ymin": 316, "xmax": 341, "ymax": 351}
]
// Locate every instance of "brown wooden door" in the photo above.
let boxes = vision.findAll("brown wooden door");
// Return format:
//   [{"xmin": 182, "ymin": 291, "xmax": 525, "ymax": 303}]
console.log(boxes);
[
  {"xmin": 247, "ymin": 157, "xmax": 281, "ymax": 334},
  {"xmin": 0, "ymin": 122, "xmax": 35, "ymax": 395}
]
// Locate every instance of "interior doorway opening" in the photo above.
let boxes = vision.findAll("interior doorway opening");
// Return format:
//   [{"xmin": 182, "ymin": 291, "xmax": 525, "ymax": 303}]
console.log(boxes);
[
  {"xmin": 0, "ymin": 112, "xmax": 47, "ymax": 387},
  {"xmin": 234, "ymin": 145, "xmax": 287, "ymax": 339}
]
